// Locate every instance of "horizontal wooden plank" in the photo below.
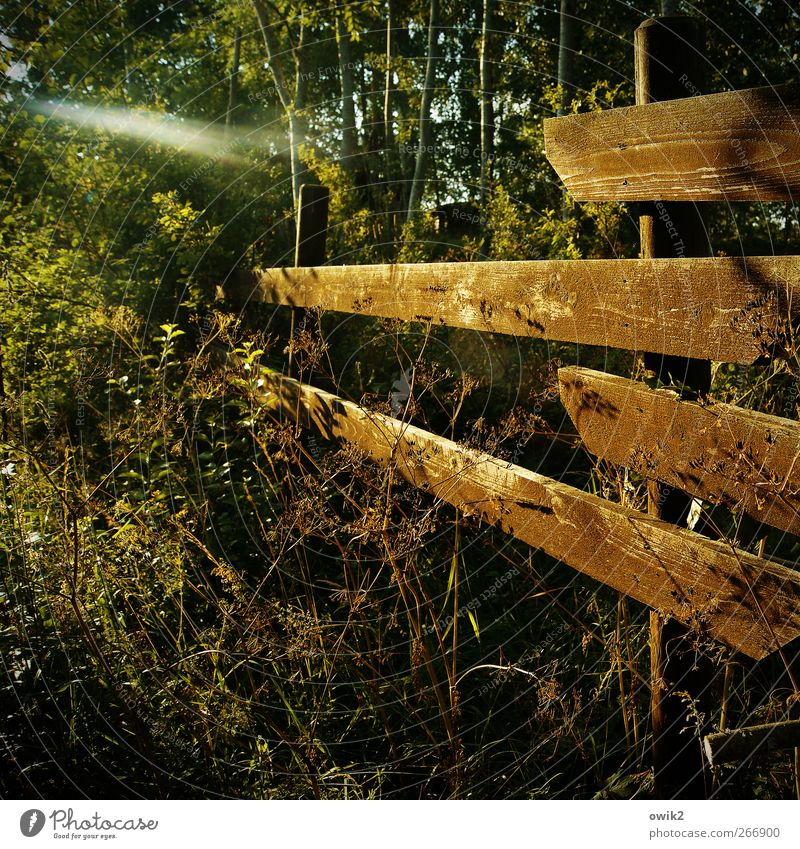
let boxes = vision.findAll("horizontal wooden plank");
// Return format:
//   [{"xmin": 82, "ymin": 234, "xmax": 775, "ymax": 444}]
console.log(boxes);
[
  {"xmin": 227, "ymin": 256, "xmax": 800, "ymax": 364},
  {"xmin": 543, "ymin": 84, "xmax": 800, "ymax": 201},
  {"xmin": 253, "ymin": 371, "xmax": 800, "ymax": 659},
  {"xmin": 558, "ymin": 367, "xmax": 800, "ymax": 536},
  {"xmin": 704, "ymin": 720, "xmax": 800, "ymax": 767}
]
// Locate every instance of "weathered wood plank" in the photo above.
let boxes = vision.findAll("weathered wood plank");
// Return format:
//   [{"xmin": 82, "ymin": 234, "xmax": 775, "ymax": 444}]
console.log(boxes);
[
  {"xmin": 543, "ymin": 84, "xmax": 800, "ymax": 201},
  {"xmin": 704, "ymin": 720, "xmax": 800, "ymax": 767},
  {"xmin": 255, "ymin": 371, "xmax": 800, "ymax": 660},
  {"xmin": 558, "ymin": 366, "xmax": 800, "ymax": 536},
  {"xmin": 230, "ymin": 257, "xmax": 800, "ymax": 364}
]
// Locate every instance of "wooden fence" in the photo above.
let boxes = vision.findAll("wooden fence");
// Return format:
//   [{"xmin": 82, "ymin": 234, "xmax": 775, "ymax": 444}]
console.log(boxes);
[{"xmin": 225, "ymin": 16, "xmax": 800, "ymax": 799}]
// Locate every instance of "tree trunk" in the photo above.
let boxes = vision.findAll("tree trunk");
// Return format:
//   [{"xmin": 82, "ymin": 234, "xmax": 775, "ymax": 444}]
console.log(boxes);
[
  {"xmin": 381, "ymin": 1, "xmax": 398, "ymax": 249},
  {"xmin": 384, "ymin": 0, "xmax": 395, "ymax": 150},
  {"xmin": 0, "ymin": 326, "xmax": 8, "ymax": 454},
  {"xmin": 290, "ymin": 23, "xmax": 311, "ymax": 207},
  {"xmin": 479, "ymin": 0, "xmax": 494, "ymax": 207},
  {"xmin": 557, "ymin": 0, "xmax": 577, "ymax": 116},
  {"xmin": 225, "ymin": 26, "xmax": 242, "ymax": 140},
  {"xmin": 406, "ymin": 0, "xmax": 440, "ymax": 221},
  {"xmin": 287, "ymin": 112, "xmax": 305, "ymax": 207},
  {"xmin": 370, "ymin": 62, "xmax": 385, "ymax": 156},
  {"xmin": 252, "ymin": 0, "xmax": 307, "ymax": 208},
  {"xmin": 336, "ymin": 17, "xmax": 357, "ymax": 172}
]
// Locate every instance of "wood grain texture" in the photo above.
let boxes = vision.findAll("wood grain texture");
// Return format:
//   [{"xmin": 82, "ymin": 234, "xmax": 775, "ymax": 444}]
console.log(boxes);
[
  {"xmin": 231, "ymin": 256, "xmax": 800, "ymax": 364},
  {"xmin": 704, "ymin": 720, "xmax": 800, "ymax": 767},
  {"xmin": 558, "ymin": 366, "xmax": 800, "ymax": 536},
  {"xmin": 543, "ymin": 84, "xmax": 800, "ymax": 201},
  {"xmin": 255, "ymin": 371, "xmax": 800, "ymax": 659}
]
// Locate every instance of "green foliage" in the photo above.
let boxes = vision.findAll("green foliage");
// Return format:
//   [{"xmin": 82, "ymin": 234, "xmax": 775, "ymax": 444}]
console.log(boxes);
[{"xmin": 486, "ymin": 186, "xmax": 579, "ymax": 261}]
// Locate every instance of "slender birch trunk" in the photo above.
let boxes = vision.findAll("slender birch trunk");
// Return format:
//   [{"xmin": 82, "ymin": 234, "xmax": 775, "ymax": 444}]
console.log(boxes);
[
  {"xmin": 225, "ymin": 27, "xmax": 242, "ymax": 140},
  {"xmin": 384, "ymin": 0, "xmax": 395, "ymax": 150},
  {"xmin": 336, "ymin": 17, "xmax": 357, "ymax": 171},
  {"xmin": 406, "ymin": 0, "xmax": 440, "ymax": 221},
  {"xmin": 557, "ymin": 0, "xmax": 577, "ymax": 116},
  {"xmin": 252, "ymin": 1, "xmax": 309, "ymax": 208},
  {"xmin": 479, "ymin": 0, "xmax": 494, "ymax": 207}
]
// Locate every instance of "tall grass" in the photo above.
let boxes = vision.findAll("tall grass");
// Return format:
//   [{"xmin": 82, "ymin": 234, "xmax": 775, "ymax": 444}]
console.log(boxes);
[{"xmin": 1, "ymin": 310, "xmax": 797, "ymax": 798}]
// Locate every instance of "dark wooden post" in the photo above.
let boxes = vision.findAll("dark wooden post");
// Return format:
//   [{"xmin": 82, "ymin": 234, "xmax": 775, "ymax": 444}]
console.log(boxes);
[
  {"xmin": 224, "ymin": 27, "xmax": 242, "ymax": 139},
  {"xmin": 289, "ymin": 184, "xmax": 329, "ymax": 379},
  {"xmin": 635, "ymin": 17, "xmax": 714, "ymax": 800}
]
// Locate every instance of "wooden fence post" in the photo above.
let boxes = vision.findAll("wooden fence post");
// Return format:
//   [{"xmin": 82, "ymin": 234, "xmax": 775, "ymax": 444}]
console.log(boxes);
[
  {"xmin": 289, "ymin": 184, "xmax": 329, "ymax": 379},
  {"xmin": 635, "ymin": 16, "xmax": 714, "ymax": 800}
]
